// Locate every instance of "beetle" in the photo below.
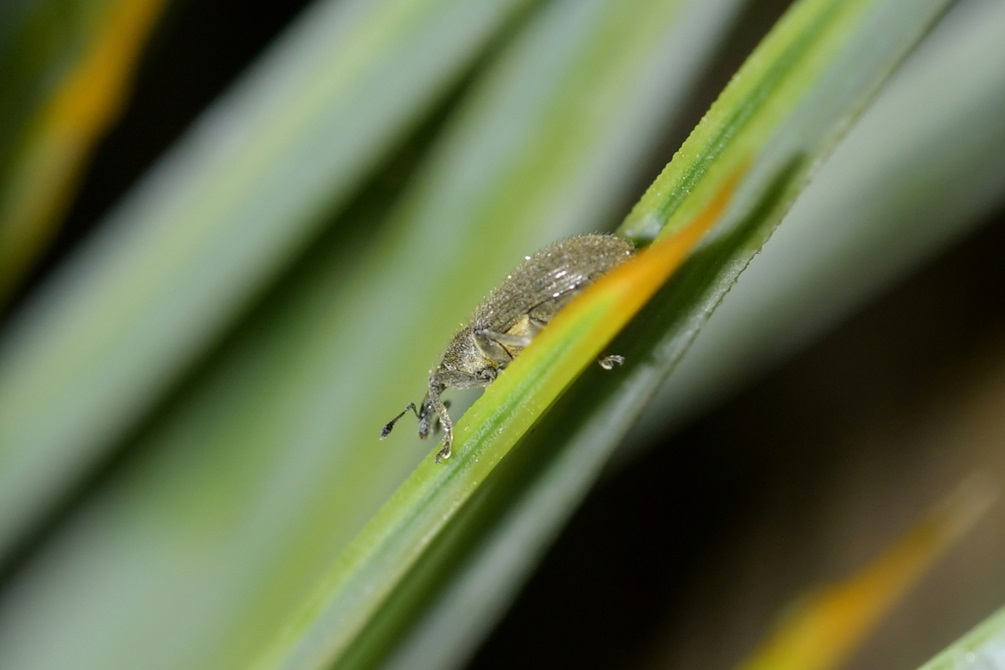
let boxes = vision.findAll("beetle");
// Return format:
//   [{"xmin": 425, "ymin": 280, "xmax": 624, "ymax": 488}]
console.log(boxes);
[{"xmin": 380, "ymin": 233, "xmax": 634, "ymax": 462}]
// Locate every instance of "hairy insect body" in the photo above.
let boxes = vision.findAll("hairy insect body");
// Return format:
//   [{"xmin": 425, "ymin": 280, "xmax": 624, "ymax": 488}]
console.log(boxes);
[{"xmin": 382, "ymin": 233, "xmax": 634, "ymax": 462}]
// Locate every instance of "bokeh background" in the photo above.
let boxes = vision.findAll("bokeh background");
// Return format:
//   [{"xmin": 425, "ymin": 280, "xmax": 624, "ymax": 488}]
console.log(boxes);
[{"xmin": 1, "ymin": 0, "xmax": 1003, "ymax": 668}]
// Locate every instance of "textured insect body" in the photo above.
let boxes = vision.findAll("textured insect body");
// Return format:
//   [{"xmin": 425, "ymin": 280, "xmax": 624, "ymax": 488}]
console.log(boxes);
[{"xmin": 381, "ymin": 233, "xmax": 634, "ymax": 462}]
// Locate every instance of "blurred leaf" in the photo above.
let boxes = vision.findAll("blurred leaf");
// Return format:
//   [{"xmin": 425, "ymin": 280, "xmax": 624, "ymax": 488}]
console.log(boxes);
[
  {"xmin": 0, "ymin": 0, "xmax": 167, "ymax": 299},
  {"xmin": 0, "ymin": 0, "xmax": 989, "ymax": 668},
  {"xmin": 0, "ymin": 0, "xmax": 732, "ymax": 668},
  {"xmin": 739, "ymin": 476, "xmax": 998, "ymax": 670},
  {"xmin": 917, "ymin": 604, "xmax": 1005, "ymax": 670},
  {"xmin": 0, "ymin": 0, "xmax": 531, "ymax": 560},
  {"xmin": 258, "ymin": 165, "xmax": 746, "ymax": 670},
  {"xmin": 637, "ymin": 0, "xmax": 1005, "ymax": 437},
  {"xmin": 253, "ymin": 0, "xmax": 954, "ymax": 667}
]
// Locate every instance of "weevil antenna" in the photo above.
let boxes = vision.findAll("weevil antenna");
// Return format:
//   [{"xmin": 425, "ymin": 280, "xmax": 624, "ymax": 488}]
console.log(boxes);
[{"xmin": 380, "ymin": 402, "xmax": 419, "ymax": 439}]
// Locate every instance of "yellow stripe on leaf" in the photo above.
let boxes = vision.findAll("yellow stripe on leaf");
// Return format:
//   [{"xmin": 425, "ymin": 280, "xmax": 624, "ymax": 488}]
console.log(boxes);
[
  {"xmin": 739, "ymin": 475, "xmax": 999, "ymax": 670},
  {"xmin": 0, "ymin": 0, "xmax": 167, "ymax": 300}
]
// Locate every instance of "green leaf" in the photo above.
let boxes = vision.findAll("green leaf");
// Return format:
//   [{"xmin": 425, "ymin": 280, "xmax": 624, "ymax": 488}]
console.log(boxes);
[
  {"xmin": 0, "ymin": 0, "xmax": 726, "ymax": 668},
  {"xmin": 917, "ymin": 605, "xmax": 1005, "ymax": 670},
  {"xmin": 252, "ymin": 0, "xmax": 954, "ymax": 668},
  {"xmin": 393, "ymin": 0, "xmax": 1005, "ymax": 662},
  {"xmin": 259, "ymin": 166, "xmax": 745, "ymax": 670},
  {"xmin": 0, "ymin": 0, "xmax": 997, "ymax": 669},
  {"xmin": 0, "ymin": 0, "xmax": 531, "ymax": 560},
  {"xmin": 640, "ymin": 0, "xmax": 1005, "ymax": 435}
]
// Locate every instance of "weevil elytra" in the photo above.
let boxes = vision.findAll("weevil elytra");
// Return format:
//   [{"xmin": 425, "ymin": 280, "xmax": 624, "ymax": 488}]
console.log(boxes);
[{"xmin": 381, "ymin": 233, "xmax": 634, "ymax": 462}]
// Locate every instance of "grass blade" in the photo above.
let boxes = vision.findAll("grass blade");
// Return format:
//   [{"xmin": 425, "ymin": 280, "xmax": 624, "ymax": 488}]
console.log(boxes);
[
  {"xmin": 257, "ymin": 169, "xmax": 743, "ymax": 670},
  {"xmin": 0, "ymin": 0, "xmax": 167, "ymax": 300},
  {"xmin": 253, "ymin": 0, "xmax": 954, "ymax": 667},
  {"xmin": 0, "ymin": 1, "xmax": 725, "ymax": 668},
  {"xmin": 637, "ymin": 0, "xmax": 1005, "ymax": 439},
  {"xmin": 917, "ymin": 606, "xmax": 1005, "ymax": 670},
  {"xmin": 0, "ymin": 0, "xmax": 530, "ymax": 559}
]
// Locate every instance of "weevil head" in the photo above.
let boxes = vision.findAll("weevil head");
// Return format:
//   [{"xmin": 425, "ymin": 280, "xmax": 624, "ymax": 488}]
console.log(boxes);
[{"xmin": 430, "ymin": 326, "xmax": 499, "ymax": 391}]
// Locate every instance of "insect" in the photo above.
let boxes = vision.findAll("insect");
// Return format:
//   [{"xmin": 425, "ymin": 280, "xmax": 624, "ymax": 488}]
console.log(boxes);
[{"xmin": 380, "ymin": 233, "xmax": 634, "ymax": 462}]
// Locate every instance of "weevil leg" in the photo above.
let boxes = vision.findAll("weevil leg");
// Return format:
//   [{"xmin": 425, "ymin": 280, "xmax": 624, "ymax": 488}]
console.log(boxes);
[
  {"xmin": 598, "ymin": 354, "xmax": 625, "ymax": 370},
  {"xmin": 435, "ymin": 442, "xmax": 451, "ymax": 463},
  {"xmin": 422, "ymin": 383, "xmax": 454, "ymax": 463},
  {"xmin": 380, "ymin": 402, "xmax": 420, "ymax": 439},
  {"xmin": 430, "ymin": 399, "xmax": 451, "ymax": 433}
]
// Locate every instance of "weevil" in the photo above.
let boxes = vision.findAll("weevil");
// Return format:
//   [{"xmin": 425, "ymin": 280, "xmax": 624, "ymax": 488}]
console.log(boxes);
[{"xmin": 381, "ymin": 233, "xmax": 634, "ymax": 462}]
